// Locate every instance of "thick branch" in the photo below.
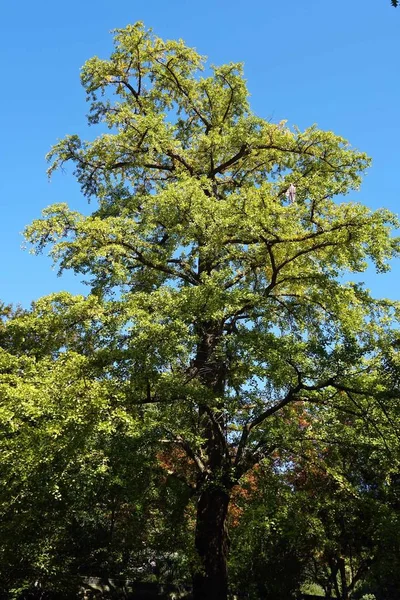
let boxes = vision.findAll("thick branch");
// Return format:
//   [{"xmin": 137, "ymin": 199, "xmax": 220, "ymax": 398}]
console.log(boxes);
[
  {"xmin": 203, "ymin": 405, "xmax": 231, "ymax": 465},
  {"xmin": 211, "ymin": 144, "xmax": 249, "ymax": 176},
  {"xmin": 175, "ymin": 435, "xmax": 208, "ymax": 475}
]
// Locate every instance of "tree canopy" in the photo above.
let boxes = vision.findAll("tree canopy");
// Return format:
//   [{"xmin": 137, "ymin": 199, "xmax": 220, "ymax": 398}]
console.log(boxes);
[{"xmin": 1, "ymin": 21, "xmax": 400, "ymax": 600}]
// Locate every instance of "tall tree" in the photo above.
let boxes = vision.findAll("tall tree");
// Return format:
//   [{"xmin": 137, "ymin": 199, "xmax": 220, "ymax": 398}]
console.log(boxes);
[{"xmin": 22, "ymin": 22, "xmax": 400, "ymax": 600}]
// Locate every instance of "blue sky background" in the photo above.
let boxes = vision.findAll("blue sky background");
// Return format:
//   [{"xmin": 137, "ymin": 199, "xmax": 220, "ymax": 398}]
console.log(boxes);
[{"xmin": 1, "ymin": 0, "xmax": 399, "ymax": 307}]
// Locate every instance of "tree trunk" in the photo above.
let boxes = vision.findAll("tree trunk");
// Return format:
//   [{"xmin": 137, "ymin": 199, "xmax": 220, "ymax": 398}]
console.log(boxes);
[
  {"xmin": 193, "ymin": 486, "xmax": 230, "ymax": 600},
  {"xmin": 338, "ymin": 558, "xmax": 349, "ymax": 600},
  {"xmin": 191, "ymin": 318, "xmax": 231, "ymax": 599}
]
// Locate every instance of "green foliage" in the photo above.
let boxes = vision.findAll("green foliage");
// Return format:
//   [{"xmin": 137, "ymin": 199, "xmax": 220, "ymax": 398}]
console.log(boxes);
[
  {"xmin": 1, "ymin": 22, "xmax": 400, "ymax": 597},
  {"xmin": 0, "ymin": 300, "xmax": 194, "ymax": 597},
  {"xmin": 229, "ymin": 464, "xmax": 314, "ymax": 599},
  {"xmin": 23, "ymin": 25, "xmax": 400, "ymax": 469}
]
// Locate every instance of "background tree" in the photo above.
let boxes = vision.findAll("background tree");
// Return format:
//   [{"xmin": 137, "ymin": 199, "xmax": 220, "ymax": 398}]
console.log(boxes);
[
  {"xmin": 228, "ymin": 397, "xmax": 400, "ymax": 600},
  {"xmin": 228, "ymin": 459, "xmax": 314, "ymax": 600},
  {"xmin": 0, "ymin": 297, "xmax": 194, "ymax": 598},
  {"xmin": 4, "ymin": 21, "xmax": 399, "ymax": 600}
]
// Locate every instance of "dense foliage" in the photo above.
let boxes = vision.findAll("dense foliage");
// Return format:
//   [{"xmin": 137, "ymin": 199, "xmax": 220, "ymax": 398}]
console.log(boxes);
[{"xmin": 1, "ymin": 22, "xmax": 400, "ymax": 600}]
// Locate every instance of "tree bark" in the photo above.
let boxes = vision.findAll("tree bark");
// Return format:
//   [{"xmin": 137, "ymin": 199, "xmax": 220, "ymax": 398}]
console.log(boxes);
[
  {"xmin": 193, "ymin": 486, "xmax": 230, "ymax": 600},
  {"xmin": 191, "ymin": 316, "xmax": 231, "ymax": 600},
  {"xmin": 338, "ymin": 558, "xmax": 349, "ymax": 600}
]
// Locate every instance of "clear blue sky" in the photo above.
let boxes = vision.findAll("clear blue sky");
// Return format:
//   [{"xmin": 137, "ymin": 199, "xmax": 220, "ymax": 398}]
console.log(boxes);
[{"xmin": 1, "ymin": 0, "xmax": 399, "ymax": 307}]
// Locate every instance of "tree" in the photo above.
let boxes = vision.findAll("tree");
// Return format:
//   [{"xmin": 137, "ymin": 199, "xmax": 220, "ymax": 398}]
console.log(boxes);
[
  {"xmin": 228, "ymin": 460, "xmax": 314, "ymax": 600},
  {"xmin": 295, "ymin": 441, "xmax": 391, "ymax": 600},
  {"xmin": 0, "ymin": 298, "xmax": 194, "ymax": 597},
  {"xmin": 17, "ymin": 22, "xmax": 400, "ymax": 600},
  {"xmin": 228, "ymin": 396, "xmax": 400, "ymax": 600}
]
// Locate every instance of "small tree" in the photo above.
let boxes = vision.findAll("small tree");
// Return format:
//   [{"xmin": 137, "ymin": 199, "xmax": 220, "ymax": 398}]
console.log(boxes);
[{"xmin": 21, "ymin": 22, "xmax": 400, "ymax": 600}]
